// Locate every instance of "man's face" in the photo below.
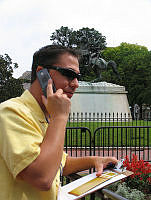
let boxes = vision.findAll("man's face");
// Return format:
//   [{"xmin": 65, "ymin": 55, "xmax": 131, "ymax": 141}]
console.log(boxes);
[{"xmin": 49, "ymin": 53, "xmax": 80, "ymax": 99}]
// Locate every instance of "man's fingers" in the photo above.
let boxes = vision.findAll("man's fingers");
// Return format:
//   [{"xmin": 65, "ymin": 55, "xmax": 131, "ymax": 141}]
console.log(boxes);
[
  {"xmin": 96, "ymin": 165, "xmax": 103, "ymax": 177},
  {"xmin": 47, "ymin": 79, "xmax": 54, "ymax": 96},
  {"xmin": 56, "ymin": 88, "xmax": 64, "ymax": 96},
  {"xmin": 95, "ymin": 157, "xmax": 118, "ymax": 177}
]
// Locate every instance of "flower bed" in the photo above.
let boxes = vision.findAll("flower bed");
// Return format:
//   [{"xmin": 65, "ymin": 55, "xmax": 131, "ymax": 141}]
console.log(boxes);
[
  {"xmin": 123, "ymin": 154, "xmax": 151, "ymax": 194},
  {"xmin": 105, "ymin": 154, "xmax": 151, "ymax": 200}
]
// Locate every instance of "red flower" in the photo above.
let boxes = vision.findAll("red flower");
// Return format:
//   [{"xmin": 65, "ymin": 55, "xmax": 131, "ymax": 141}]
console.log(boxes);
[
  {"xmin": 123, "ymin": 154, "xmax": 151, "ymax": 193},
  {"xmin": 147, "ymin": 177, "xmax": 151, "ymax": 183}
]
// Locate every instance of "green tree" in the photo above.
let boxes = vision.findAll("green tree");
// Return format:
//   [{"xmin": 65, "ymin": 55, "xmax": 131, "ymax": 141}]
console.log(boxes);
[
  {"xmin": 102, "ymin": 43, "xmax": 151, "ymax": 107},
  {"xmin": 76, "ymin": 27, "xmax": 106, "ymax": 51},
  {"xmin": 50, "ymin": 26, "xmax": 76, "ymax": 47},
  {"xmin": 0, "ymin": 54, "xmax": 23, "ymax": 103},
  {"xmin": 50, "ymin": 26, "xmax": 107, "ymax": 81}
]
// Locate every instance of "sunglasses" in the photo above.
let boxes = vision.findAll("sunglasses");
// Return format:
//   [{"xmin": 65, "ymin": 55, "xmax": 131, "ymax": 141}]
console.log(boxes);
[{"xmin": 44, "ymin": 65, "xmax": 81, "ymax": 81}]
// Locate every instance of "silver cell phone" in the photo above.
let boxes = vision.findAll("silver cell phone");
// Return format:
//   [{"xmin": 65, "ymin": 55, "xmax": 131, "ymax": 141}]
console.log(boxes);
[
  {"xmin": 106, "ymin": 159, "xmax": 126, "ymax": 172},
  {"xmin": 37, "ymin": 68, "xmax": 56, "ymax": 97}
]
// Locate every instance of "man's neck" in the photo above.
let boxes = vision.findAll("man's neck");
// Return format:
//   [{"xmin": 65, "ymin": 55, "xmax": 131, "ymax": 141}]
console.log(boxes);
[{"xmin": 29, "ymin": 80, "xmax": 47, "ymax": 116}]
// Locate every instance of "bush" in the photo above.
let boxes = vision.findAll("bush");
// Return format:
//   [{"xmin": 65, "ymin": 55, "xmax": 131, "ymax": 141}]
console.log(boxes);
[
  {"xmin": 123, "ymin": 154, "xmax": 151, "ymax": 194},
  {"xmin": 116, "ymin": 182, "xmax": 145, "ymax": 200}
]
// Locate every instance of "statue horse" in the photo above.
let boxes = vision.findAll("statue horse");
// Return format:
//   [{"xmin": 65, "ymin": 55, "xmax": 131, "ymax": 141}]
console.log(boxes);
[
  {"xmin": 89, "ymin": 54, "xmax": 120, "ymax": 82},
  {"xmin": 79, "ymin": 39, "xmax": 120, "ymax": 82}
]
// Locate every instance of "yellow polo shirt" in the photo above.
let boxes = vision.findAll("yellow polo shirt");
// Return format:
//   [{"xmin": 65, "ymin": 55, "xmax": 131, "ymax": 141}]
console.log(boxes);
[{"xmin": 0, "ymin": 90, "xmax": 67, "ymax": 200}]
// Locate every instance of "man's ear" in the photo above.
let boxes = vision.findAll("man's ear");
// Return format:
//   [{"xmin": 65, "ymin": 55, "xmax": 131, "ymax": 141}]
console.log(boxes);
[{"xmin": 36, "ymin": 66, "xmax": 43, "ymax": 72}]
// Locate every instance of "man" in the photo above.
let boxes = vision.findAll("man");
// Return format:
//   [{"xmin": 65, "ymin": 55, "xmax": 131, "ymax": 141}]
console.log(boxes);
[{"xmin": 0, "ymin": 45, "xmax": 117, "ymax": 200}]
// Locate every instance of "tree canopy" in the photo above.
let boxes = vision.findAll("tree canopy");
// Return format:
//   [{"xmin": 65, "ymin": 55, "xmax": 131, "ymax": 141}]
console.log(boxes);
[
  {"xmin": 0, "ymin": 54, "xmax": 23, "ymax": 103},
  {"xmin": 50, "ymin": 26, "xmax": 106, "ymax": 50},
  {"xmin": 101, "ymin": 42, "xmax": 151, "ymax": 106}
]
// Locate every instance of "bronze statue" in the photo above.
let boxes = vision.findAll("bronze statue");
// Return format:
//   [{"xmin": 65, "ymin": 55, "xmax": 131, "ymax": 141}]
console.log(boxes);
[
  {"xmin": 90, "ymin": 53, "xmax": 120, "ymax": 82},
  {"xmin": 78, "ymin": 33, "xmax": 120, "ymax": 82},
  {"xmin": 80, "ymin": 49, "xmax": 120, "ymax": 82}
]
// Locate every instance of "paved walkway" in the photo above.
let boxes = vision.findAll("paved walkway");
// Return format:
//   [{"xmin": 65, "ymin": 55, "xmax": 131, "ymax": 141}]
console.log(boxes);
[{"xmin": 64, "ymin": 147, "xmax": 151, "ymax": 162}]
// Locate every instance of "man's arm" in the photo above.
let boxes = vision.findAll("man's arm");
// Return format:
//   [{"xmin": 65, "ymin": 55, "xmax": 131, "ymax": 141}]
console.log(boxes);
[
  {"xmin": 18, "ymin": 117, "xmax": 67, "ymax": 190},
  {"xmin": 63, "ymin": 156, "xmax": 118, "ymax": 177},
  {"xmin": 18, "ymin": 80, "xmax": 70, "ymax": 191}
]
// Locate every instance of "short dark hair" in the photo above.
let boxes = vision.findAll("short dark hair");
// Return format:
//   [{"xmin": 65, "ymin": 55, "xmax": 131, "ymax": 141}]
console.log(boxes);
[{"xmin": 31, "ymin": 45, "xmax": 80, "ymax": 83}]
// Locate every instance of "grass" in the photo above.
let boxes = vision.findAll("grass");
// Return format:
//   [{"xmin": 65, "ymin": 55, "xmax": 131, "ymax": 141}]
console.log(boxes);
[{"xmin": 65, "ymin": 120, "xmax": 151, "ymax": 147}]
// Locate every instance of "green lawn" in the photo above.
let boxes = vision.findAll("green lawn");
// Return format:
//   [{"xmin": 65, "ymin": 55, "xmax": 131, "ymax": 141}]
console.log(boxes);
[{"xmin": 65, "ymin": 120, "xmax": 151, "ymax": 147}]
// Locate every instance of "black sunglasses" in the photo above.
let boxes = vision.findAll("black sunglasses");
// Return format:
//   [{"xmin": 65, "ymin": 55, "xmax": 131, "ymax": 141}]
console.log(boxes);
[{"xmin": 44, "ymin": 65, "xmax": 81, "ymax": 80}]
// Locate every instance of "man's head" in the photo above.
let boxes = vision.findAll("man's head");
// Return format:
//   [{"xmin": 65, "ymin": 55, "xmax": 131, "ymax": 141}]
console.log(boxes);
[
  {"xmin": 31, "ymin": 45, "xmax": 80, "ymax": 98},
  {"xmin": 31, "ymin": 45, "xmax": 80, "ymax": 83}
]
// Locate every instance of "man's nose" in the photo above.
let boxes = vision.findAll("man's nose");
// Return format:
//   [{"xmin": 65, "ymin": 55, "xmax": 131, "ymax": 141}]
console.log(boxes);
[{"xmin": 70, "ymin": 78, "xmax": 79, "ymax": 89}]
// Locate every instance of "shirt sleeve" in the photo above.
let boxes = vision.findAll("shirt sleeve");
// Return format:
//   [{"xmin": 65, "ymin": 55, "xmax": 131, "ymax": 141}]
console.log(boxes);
[
  {"xmin": 62, "ymin": 151, "xmax": 68, "ymax": 168},
  {"xmin": 0, "ymin": 104, "xmax": 43, "ymax": 178}
]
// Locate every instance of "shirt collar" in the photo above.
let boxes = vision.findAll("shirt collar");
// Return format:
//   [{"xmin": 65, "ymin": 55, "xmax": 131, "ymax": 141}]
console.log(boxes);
[{"xmin": 20, "ymin": 90, "xmax": 46, "ymax": 123}]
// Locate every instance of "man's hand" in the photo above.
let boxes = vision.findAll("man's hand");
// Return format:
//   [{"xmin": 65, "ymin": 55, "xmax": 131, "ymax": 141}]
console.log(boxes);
[
  {"xmin": 93, "ymin": 156, "xmax": 118, "ymax": 177},
  {"xmin": 42, "ymin": 79, "xmax": 71, "ymax": 119},
  {"xmin": 63, "ymin": 156, "xmax": 118, "ymax": 177}
]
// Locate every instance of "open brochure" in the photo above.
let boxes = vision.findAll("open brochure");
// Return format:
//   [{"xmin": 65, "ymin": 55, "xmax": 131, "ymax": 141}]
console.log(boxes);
[{"xmin": 59, "ymin": 164, "xmax": 133, "ymax": 200}]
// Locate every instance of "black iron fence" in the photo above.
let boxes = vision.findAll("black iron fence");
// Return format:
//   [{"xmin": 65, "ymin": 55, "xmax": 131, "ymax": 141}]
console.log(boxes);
[
  {"xmin": 65, "ymin": 127, "xmax": 92, "ymax": 157},
  {"xmin": 68, "ymin": 112, "xmax": 151, "ymax": 135},
  {"xmin": 93, "ymin": 126, "xmax": 151, "ymax": 162},
  {"xmin": 64, "ymin": 126, "xmax": 151, "ymax": 163},
  {"xmin": 68, "ymin": 112, "xmax": 151, "ymax": 122},
  {"xmin": 68, "ymin": 112, "xmax": 133, "ymax": 123},
  {"xmin": 63, "ymin": 113, "xmax": 151, "ymax": 199}
]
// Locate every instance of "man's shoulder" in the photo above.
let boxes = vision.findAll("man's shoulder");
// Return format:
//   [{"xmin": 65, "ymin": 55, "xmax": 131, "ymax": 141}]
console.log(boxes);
[
  {"xmin": 0, "ymin": 95, "xmax": 29, "ymax": 115},
  {"xmin": 0, "ymin": 90, "xmax": 43, "ymax": 121},
  {"xmin": 0, "ymin": 96, "xmax": 21, "ymax": 107},
  {"xmin": 0, "ymin": 97, "xmax": 17, "ymax": 109}
]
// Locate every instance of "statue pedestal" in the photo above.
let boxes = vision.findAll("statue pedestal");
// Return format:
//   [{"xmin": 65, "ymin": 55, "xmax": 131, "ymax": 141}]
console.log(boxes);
[{"xmin": 71, "ymin": 81, "xmax": 131, "ymax": 118}]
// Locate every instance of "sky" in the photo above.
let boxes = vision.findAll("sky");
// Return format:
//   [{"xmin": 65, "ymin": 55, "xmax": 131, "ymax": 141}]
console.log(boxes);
[{"xmin": 0, "ymin": 0, "xmax": 151, "ymax": 78}]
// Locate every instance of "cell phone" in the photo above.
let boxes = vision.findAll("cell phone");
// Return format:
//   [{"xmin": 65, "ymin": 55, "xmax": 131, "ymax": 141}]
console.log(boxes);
[{"xmin": 37, "ymin": 68, "xmax": 56, "ymax": 97}]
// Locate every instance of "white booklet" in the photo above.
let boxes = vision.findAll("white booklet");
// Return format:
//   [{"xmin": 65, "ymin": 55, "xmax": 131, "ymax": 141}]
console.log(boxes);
[{"xmin": 59, "ymin": 169, "xmax": 132, "ymax": 200}]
